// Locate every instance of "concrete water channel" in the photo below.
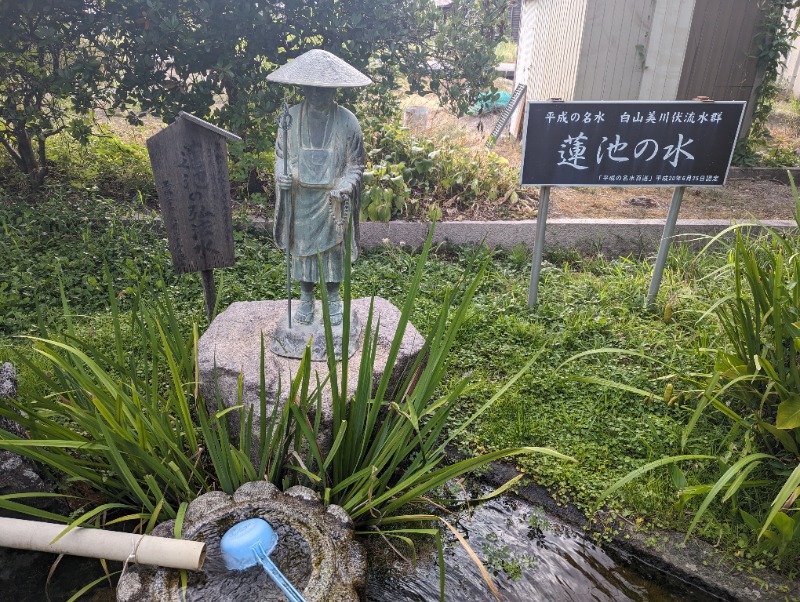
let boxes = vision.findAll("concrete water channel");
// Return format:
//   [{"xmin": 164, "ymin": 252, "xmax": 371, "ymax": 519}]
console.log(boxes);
[
  {"xmin": 0, "ymin": 489, "xmax": 717, "ymax": 601},
  {"xmin": 3, "ymin": 417, "xmax": 799, "ymax": 600},
  {"xmin": 367, "ymin": 492, "xmax": 705, "ymax": 601},
  {"xmin": 7, "ymin": 464, "xmax": 796, "ymax": 601}
]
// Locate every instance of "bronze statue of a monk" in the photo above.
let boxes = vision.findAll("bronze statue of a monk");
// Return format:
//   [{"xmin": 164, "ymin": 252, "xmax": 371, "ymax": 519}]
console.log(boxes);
[{"xmin": 268, "ymin": 50, "xmax": 371, "ymax": 326}]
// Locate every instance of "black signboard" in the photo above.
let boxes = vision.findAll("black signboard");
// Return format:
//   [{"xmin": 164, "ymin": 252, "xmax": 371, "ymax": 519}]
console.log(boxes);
[{"xmin": 520, "ymin": 101, "xmax": 745, "ymax": 187}]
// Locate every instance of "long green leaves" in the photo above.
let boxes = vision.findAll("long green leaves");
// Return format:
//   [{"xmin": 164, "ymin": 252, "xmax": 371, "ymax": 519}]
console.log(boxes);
[
  {"xmin": 759, "ymin": 463, "xmax": 800, "ymax": 540},
  {"xmin": 692, "ymin": 179, "xmax": 800, "ymax": 549},
  {"xmin": 2, "ymin": 221, "xmax": 573, "ymax": 601},
  {"xmin": 590, "ymin": 176, "xmax": 800, "ymax": 556},
  {"xmin": 240, "ymin": 223, "xmax": 572, "ymax": 599},
  {"xmin": 597, "ymin": 455, "xmax": 716, "ymax": 505},
  {"xmin": 0, "ymin": 280, "xmax": 280, "ymax": 531},
  {"xmin": 314, "ymin": 227, "xmax": 545, "ymax": 519}
]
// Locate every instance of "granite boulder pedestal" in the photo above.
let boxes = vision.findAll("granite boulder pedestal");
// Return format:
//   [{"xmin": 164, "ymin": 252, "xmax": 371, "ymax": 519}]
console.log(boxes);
[{"xmin": 197, "ymin": 297, "xmax": 425, "ymax": 455}]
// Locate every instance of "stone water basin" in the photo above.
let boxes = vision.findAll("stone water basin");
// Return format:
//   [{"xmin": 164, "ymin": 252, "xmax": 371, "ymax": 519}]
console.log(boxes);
[{"xmin": 116, "ymin": 481, "xmax": 365, "ymax": 602}]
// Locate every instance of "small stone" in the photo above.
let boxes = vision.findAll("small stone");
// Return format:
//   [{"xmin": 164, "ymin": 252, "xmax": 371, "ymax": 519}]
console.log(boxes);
[
  {"xmin": 326, "ymin": 505, "xmax": 354, "ymax": 530},
  {"xmin": 0, "ymin": 363, "xmax": 17, "ymax": 399},
  {"xmin": 624, "ymin": 196, "xmax": 658, "ymax": 208},
  {"xmin": 116, "ymin": 572, "xmax": 143, "ymax": 601},
  {"xmin": 285, "ymin": 485, "xmax": 321, "ymax": 503},
  {"xmin": 0, "ymin": 362, "xmax": 25, "ymax": 439},
  {"xmin": 149, "ymin": 520, "xmax": 175, "ymax": 538},
  {"xmin": 183, "ymin": 491, "xmax": 230, "ymax": 525},
  {"xmin": 233, "ymin": 480, "xmax": 279, "ymax": 503},
  {"xmin": 0, "ymin": 454, "xmax": 38, "ymax": 488},
  {"xmin": 0, "ymin": 362, "xmax": 64, "ymax": 517}
]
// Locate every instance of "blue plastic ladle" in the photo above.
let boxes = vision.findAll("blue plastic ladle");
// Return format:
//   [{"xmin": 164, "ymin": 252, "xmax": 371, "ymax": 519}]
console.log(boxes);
[{"xmin": 220, "ymin": 518, "xmax": 307, "ymax": 602}]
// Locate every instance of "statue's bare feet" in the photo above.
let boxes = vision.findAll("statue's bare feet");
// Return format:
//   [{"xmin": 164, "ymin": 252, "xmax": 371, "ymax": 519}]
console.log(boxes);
[{"xmin": 294, "ymin": 299, "xmax": 315, "ymax": 324}]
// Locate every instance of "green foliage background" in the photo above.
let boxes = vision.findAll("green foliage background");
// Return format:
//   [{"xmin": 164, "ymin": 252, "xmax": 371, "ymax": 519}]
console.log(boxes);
[
  {"xmin": 2, "ymin": 190, "xmax": 798, "ymax": 573},
  {"xmin": 0, "ymin": 0, "xmax": 507, "ymax": 188}
]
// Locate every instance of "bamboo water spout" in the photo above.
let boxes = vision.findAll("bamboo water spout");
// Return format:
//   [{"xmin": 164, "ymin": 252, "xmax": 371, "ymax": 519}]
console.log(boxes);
[{"xmin": 0, "ymin": 517, "xmax": 206, "ymax": 570}]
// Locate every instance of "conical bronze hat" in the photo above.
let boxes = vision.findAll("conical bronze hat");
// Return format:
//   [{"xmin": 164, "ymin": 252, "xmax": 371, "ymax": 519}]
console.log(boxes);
[{"xmin": 267, "ymin": 49, "xmax": 372, "ymax": 88}]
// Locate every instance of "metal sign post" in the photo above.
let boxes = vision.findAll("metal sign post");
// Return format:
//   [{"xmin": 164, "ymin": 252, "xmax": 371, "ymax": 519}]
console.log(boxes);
[
  {"xmin": 527, "ymin": 185, "xmax": 550, "ymax": 306},
  {"xmin": 646, "ymin": 186, "xmax": 685, "ymax": 309}
]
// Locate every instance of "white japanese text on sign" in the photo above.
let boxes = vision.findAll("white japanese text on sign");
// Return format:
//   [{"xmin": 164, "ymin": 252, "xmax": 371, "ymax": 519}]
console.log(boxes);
[{"xmin": 521, "ymin": 101, "xmax": 745, "ymax": 187}]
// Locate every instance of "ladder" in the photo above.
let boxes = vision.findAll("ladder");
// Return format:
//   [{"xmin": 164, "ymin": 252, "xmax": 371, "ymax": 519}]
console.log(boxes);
[{"xmin": 485, "ymin": 84, "xmax": 527, "ymax": 148}]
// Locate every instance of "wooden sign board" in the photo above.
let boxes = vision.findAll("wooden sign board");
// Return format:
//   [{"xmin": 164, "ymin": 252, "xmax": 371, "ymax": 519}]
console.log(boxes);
[
  {"xmin": 521, "ymin": 101, "xmax": 745, "ymax": 187},
  {"xmin": 146, "ymin": 114, "xmax": 239, "ymax": 274}
]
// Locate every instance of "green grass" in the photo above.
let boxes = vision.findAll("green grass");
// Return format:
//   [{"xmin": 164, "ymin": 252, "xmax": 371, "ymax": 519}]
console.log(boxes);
[{"xmin": 1, "ymin": 189, "xmax": 797, "ymax": 572}]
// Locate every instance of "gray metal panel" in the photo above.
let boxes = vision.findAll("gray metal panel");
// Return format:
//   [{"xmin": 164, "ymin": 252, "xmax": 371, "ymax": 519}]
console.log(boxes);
[
  {"xmin": 147, "ymin": 118, "xmax": 235, "ymax": 274},
  {"xmin": 517, "ymin": 0, "xmax": 587, "ymax": 101},
  {"xmin": 575, "ymin": 0, "xmax": 654, "ymax": 100},
  {"xmin": 677, "ymin": 0, "xmax": 764, "ymax": 104},
  {"xmin": 639, "ymin": 0, "xmax": 697, "ymax": 100}
]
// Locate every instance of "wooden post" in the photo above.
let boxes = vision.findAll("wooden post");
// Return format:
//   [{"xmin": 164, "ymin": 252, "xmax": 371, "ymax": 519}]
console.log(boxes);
[{"xmin": 200, "ymin": 269, "xmax": 216, "ymax": 323}]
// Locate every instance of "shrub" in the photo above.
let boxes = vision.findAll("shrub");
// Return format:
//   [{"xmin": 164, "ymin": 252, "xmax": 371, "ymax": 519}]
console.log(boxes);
[
  {"xmin": 45, "ymin": 128, "xmax": 155, "ymax": 202},
  {"xmin": 361, "ymin": 120, "xmax": 527, "ymax": 221}
]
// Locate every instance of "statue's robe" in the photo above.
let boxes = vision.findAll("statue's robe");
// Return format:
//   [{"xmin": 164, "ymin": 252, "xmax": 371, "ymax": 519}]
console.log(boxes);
[{"xmin": 274, "ymin": 101, "xmax": 364, "ymax": 283}]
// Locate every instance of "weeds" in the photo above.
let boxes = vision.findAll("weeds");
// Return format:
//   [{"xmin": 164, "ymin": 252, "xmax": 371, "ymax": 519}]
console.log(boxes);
[
  {"xmin": 593, "ymin": 180, "xmax": 800, "ymax": 563},
  {"xmin": 0, "ymin": 204, "xmax": 574, "ymax": 599},
  {"xmin": 361, "ymin": 120, "xmax": 530, "ymax": 220}
]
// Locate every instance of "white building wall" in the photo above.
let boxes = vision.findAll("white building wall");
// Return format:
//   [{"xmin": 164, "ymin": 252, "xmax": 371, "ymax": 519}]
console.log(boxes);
[
  {"xmin": 516, "ymin": 0, "xmax": 698, "ymax": 103},
  {"xmin": 780, "ymin": 8, "xmax": 800, "ymax": 97},
  {"xmin": 515, "ymin": 0, "xmax": 588, "ymax": 101},
  {"xmin": 574, "ymin": 0, "xmax": 655, "ymax": 100},
  {"xmin": 513, "ymin": 0, "xmax": 765, "ymax": 137},
  {"xmin": 638, "ymin": 0, "xmax": 695, "ymax": 99}
]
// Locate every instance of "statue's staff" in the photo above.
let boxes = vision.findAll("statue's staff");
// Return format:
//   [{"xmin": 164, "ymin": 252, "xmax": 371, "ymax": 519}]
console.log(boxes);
[{"xmin": 278, "ymin": 98, "xmax": 293, "ymax": 328}]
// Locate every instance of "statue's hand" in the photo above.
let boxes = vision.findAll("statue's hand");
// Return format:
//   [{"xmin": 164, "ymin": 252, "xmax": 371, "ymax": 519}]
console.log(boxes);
[
  {"xmin": 275, "ymin": 173, "xmax": 293, "ymax": 192},
  {"xmin": 328, "ymin": 189, "xmax": 349, "ymax": 204},
  {"xmin": 329, "ymin": 189, "xmax": 351, "ymax": 234}
]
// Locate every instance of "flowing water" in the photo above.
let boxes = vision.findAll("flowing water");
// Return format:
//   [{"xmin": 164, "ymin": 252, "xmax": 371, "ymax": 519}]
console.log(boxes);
[
  {"xmin": 3, "ymin": 493, "xmax": 718, "ymax": 601},
  {"xmin": 366, "ymin": 494, "xmax": 716, "ymax": 602}
]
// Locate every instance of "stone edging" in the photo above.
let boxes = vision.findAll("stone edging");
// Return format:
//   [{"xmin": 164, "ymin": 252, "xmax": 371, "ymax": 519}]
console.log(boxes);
[
  {"xmin": 728, "ymin": 166, "xmax": 800, "ymax": 184},
  {"xmin": 356, "ymin": 218, "xmax": 795, "ymax": 256},
  {"xmin": 135, "ymin": 214, "xmax": 795, "ymax": 257},
  {"xmin": 244, "ymin": 218, "xmax": 795, "ymax": 257}
]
